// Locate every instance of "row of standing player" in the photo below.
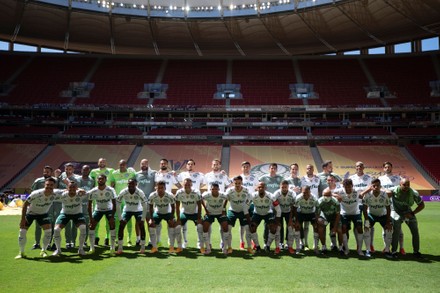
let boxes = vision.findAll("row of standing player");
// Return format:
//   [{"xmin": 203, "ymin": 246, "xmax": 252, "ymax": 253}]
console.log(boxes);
[{"xmin": 20, "ymin": 158, "xmax": 424, "ymax": 258}]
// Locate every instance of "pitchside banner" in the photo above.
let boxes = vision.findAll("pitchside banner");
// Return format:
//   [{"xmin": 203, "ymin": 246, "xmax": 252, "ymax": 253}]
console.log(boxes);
[{"xmin": 422, "ymin": 195, "xmax": 440, "ymax": 202}]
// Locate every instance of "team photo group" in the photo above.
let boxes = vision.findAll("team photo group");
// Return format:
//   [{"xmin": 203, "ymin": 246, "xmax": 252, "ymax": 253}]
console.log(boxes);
[{"xmin": 15, "ymin": 157, "xmax": 425, "ymax": 260}]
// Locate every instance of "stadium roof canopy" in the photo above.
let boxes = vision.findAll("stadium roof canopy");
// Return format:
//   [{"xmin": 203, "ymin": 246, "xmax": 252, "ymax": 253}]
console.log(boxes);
[{"xmin": 0, "ymin": 0, "xmax": 439, "ymax": 57}]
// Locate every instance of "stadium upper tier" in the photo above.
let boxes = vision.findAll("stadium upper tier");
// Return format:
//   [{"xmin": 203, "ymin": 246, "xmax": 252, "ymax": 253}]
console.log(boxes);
[
  {"xmin": 0, "ymin": 52, "xmax": 439, "ymax": 107},
  {"xmin": 1, "ymin": 0, "xmax": 439, "ymax": 56}
]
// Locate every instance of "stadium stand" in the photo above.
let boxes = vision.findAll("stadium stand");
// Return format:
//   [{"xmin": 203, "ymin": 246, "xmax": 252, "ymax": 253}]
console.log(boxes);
[
  {"xmin": 297, "ymin": 58, "xmax": 378, "ymax": 106},
  {"xmin": 0, "ymin": 143, "xmax": 46, "ymax": 188},
  {"xmin": 407, "ymin": 144, "xmax": 440, "ymax": 184},
  {"xmin": 230, "ymin": 60, "xmax": 302, "ymax": 106},
  {"xmin": 157, "ymin": 60, "xmax": 228, "ymax": 106},
  {"xmin": 3, "ymin": 55, "xmax": 95, "ymax": 105},
  {"xmin": 84, "ymin": 58, "xmax": 163, "ymax": 105},
  {"xmin": 364, "ymin": 55, "xmax": 437, "ymax": 106}
]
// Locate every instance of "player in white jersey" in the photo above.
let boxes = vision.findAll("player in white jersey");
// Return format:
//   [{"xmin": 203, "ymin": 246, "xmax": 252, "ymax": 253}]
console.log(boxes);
[
  {"xmin": 295, "ymin": 185, "xmax": 319, "ymax": 253},
  {"xmin": 300, "ymin": 164, "xmax": 321, "ymax": 249},
  {"xmin": 378, "ymin": 161, "xmax": 405, "ymax": 255},
  {"xmin": 204, "ymin": 159, "xmax": 232, "ymax": 192},
  {"xmin": 115, "ymin": 178, "xmax": 148, "ymax": 254},
  {"xmin": 148, "ymin": 181, "xmax": 178, "ymax": 253},
  {"xmin": 177, "ymin": 159, "xmax": 204, "ymax": 248},
  {"xmin": 349, "ymin": 161, "xmax": 374, "ymax": 251},
  {"xmin": 154, "ymin": 158, "xmax": 182, "ymax": 245},
  {"xmin": 272, "ymin": 180, "xmax": 297, "ymax": 253},
  {"xmin": 87, "ymin": 174, "xmax": 117, "ymax": 255},
  {"xmin": 201, "ymin": 183, "xmax": 229, "ymax": 254},
  {"xmin": 59, "ymin": 162, "xmax": 82, "ymax": 250},
  {"xmin": 177, "ymin": 159, "xmax": 205, "ymax": 192},
  {"xmin": 249, "ymin": 182, "xmax": 281, "ymax": 254},
  {"xmin": 89, "ymin": 158, "xmax": 114, "ymax": 247},
  {"xmin": 155, "ymin": 158, "xmax": 182, "ymax": 193},
  {"xmin": 238, "ymin": 161, "xmax": 258, "ymax": 250},
  {"xmin": 360, "ymin": 178, "xmax": 393, "ymax": 258},
  {"xmin": 52, "ymin": 180, "xmax": 87, "ymax": 256},
  {"xmin": 334, "ymin": 179, "xmax": 368, "ymax": 257},
  {"xmin": 175, "ymin": 178, "xmax": 203, "ymax": 252},
  {"xmin": 224, "ymin": 176, "xmax": 253, "ymax": 255},
  {"xmin": 16, "ymin": 177, "xmax": 63, "ymax": 259}
]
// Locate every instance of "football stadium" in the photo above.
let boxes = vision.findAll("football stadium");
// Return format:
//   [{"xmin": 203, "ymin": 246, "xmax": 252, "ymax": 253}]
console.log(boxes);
[{"xmin": 1, "ymin": 0, "xmax": 440, "ymax": 292}]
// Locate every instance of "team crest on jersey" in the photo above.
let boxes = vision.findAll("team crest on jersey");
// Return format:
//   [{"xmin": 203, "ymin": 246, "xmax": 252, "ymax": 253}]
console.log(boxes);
[
  {"xmin": 379, "ymin": 198, "xmax": 384, "ymax": 203},
  {"xmin": 50, "ymin": 196, "xmax": 54, "ymax": 201},
  {"xmin": 124, "ymin": 173, "xmax": 129, "ymax": 178},
  {"xmin": 75, "ymin": 198, "xmax": 80, "ymax": 202},
  {"xmin": 363, "ymin": 176, "xmax": 369, "ymax": 181},
  {"xmin": 105, "ymin": 192, "xmax": 110, "ymax": 197},
  {"xmin": 250, "ymin": 163, "xmax": 290, "ymax": 179},
  {"xmin": 134, "ymin": 195, "xmax": 139, "ymax": 200},
  {"xmin": 105, "ymin": 170, "xmax": 110, "ymax": 175},
  {"xmin": 265, "ymin": 199, "xmax": 269, "ymax": 203}
]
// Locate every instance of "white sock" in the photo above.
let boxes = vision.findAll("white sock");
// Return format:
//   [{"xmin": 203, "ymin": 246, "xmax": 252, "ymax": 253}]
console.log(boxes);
[
  {"xmin": 156, "ymin": 222, "xmax": 162, "ymax": 243},
  {"xmin": 89, "ymin": 230, "xmax": 95, "ymax": 250},
  {"xmin": 244, "ymin": 225, "xmax": 252, "ymax": 248},
  {"xmin": 251, "ymin": 232, "xmax": 259, "ymax": 247},
  {"xmin": 18, "ymin": 229, "xmax": 27, "ymax": 253},
  {"xmin": 287, "ymin": 226, "xmax": 294, "ymax": 248},
  {"xmin": 202, "ymin": 232, "xmax": 209, "ymax": 249},
  {"xmin": 110, "ymin": 229, "xmax": 116, "ymax": 251},
  {"xmin": 78, "ymin": 225, "xmax": 86, "ymax": 250},
  {"xmin": 313, "ymin": 232, "xmax": 319, "ymax": 249},
  {"xmin": 196, "ymin": 224, "xmax": 203, "ymax": 247},
  {"xmin": 42, "ymin": 229, "xmax": 52, "ymax": 251},
  {"xmin": 363, "ymin": 230, "xmax": 371, "ymax": 252},
  {"xmin": 267, "ymin": 232, "xmax": 275, "ymax": 248},
  {"xmin": 343, "ymin": 233, "xmax": 348, "ymax": 252},
  {"xmin": 183, "ymin": 222, "xmax": 188, "ymax": 242},
  {"xmin": 175, "ymin": 225, "xmax": 182, "ymax": 248},
  {"xmin": 294, "ymin": 230, "xmax": 301, "ymax": 251},
  {"xmin": 303, "ymin": 221, "xmax": 310, "ymax": 246},
  {"xmin": 168, "ymin": 227, "xmax": 175, "ymax": 248},
  {"xmin": 275, "ymin": 226, "xmax": 281, "ymax": 246},
  {"xmin": 54, "ymin": 226, "xmax": 62, "ymax": 251},
  {"xmin": 148, "ymin": 227, "xmax": 157, "ymax": 248},
  {"xmin": 384, "ymin": 229, "xmax": 392, "ymax": 253}
]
